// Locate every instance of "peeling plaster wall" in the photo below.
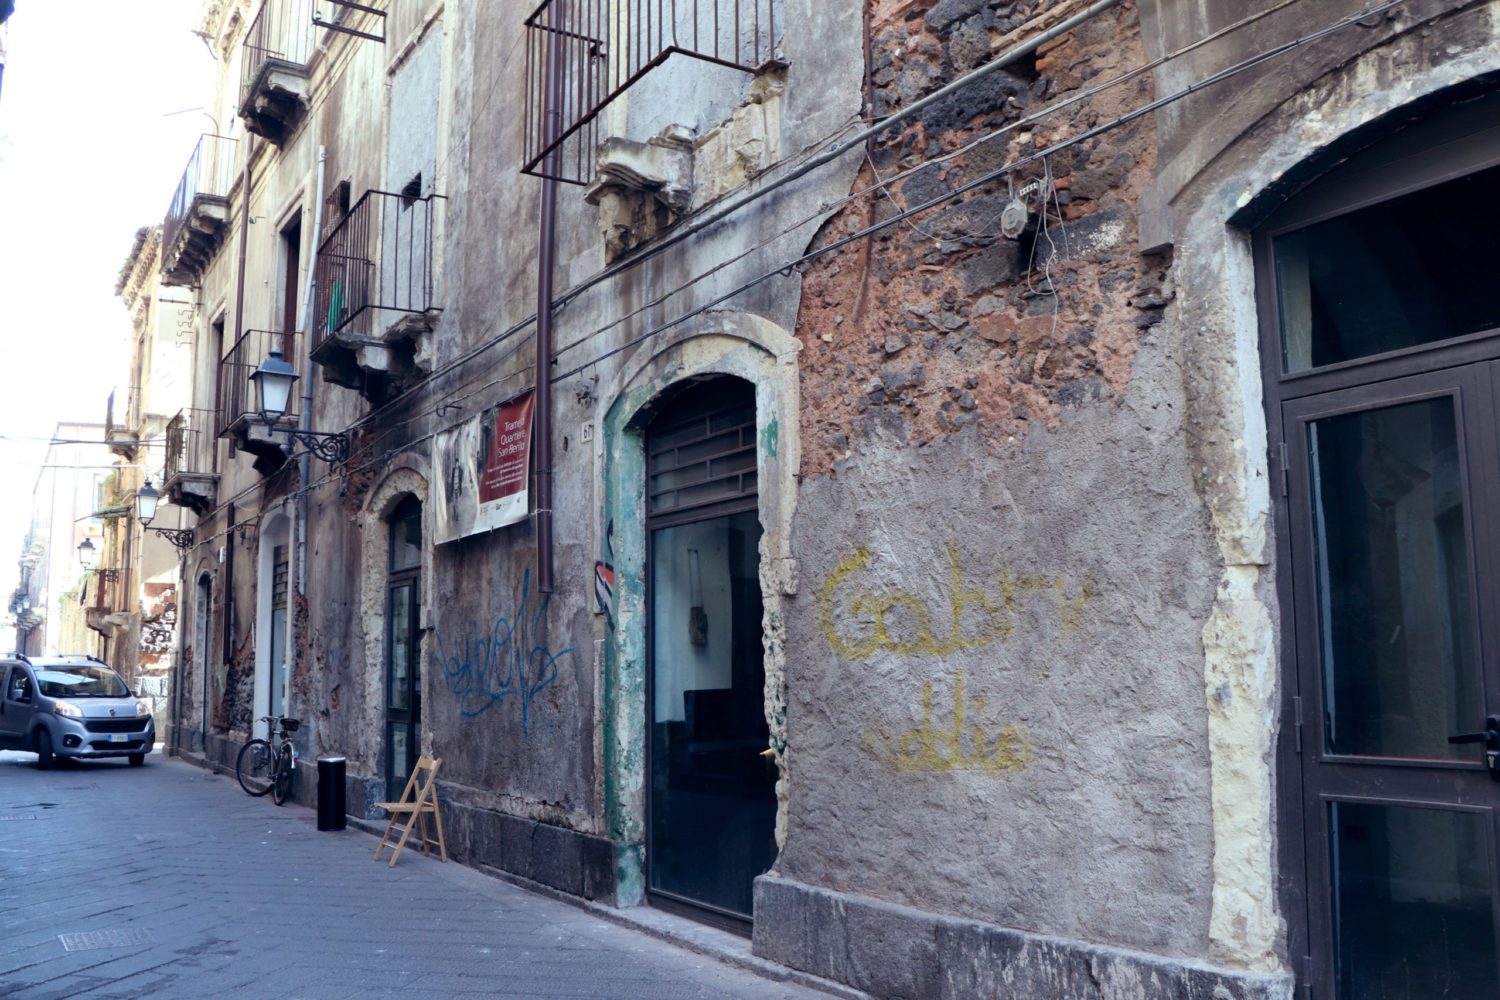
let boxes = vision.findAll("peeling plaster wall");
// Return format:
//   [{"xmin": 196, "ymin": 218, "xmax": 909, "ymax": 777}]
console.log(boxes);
[
  {"xmin": 751, "ymin": 4, "xmax": 1500, "ymax": 995},
  {"xmin": 763, "ymin": 0, "xmax": 1255, "ymax": 993}
]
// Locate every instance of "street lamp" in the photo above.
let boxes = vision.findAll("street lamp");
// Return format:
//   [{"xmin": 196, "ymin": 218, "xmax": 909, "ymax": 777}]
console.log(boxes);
[
  {"xmin": 136, "ymin": 480, "xmax": 160, "ymax": 525},
  {"xmin": 136, "ymin": 480, "xmax": 195, "ymax": 554},
  {"xmin": 249, "ymin": 350, "xmax": 299, "ymax": 424},
  {"xmin": 77, "ymin": 537, "xmax": 98, "ymax": 569},
  {"xmin": 249, "ymin": 351, "xmax": 350, "ymax": 463}
]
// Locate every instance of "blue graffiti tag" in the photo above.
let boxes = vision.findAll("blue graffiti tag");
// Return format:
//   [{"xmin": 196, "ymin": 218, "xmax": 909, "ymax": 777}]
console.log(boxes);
[{"xmin": 434, "ymin": 568, "xmax": 574, "ymax": 734}]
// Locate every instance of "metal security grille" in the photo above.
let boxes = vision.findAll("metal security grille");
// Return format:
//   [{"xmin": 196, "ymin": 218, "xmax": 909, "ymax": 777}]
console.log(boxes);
[
  {"xmin": 58, "ymin": 929, "xmax": 154, "ymax": 952},
  {"xmin": 646, "ymin": 379, "xmax": 756, "ymax": 518},
  {"xmin": 272, "ymin": 548, "xmax": 289, "ymax": 612}
]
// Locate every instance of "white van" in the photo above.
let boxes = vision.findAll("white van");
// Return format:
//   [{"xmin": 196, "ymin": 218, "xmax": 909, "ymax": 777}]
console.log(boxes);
[{"xmin": 0, "ymin": 655, "xmax": 154, "ymax": 767}]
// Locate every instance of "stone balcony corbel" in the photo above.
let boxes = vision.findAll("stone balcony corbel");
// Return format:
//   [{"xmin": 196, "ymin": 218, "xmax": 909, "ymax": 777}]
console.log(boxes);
[{"xmin": 585, "ymin": 125, "xmax": 697, "ymax": 262}]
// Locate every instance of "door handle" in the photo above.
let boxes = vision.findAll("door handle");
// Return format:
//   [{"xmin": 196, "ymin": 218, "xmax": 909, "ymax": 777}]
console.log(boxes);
[{"xmin": 1448, "ymin": 714, "xmax": 1500, "ymax": 779}]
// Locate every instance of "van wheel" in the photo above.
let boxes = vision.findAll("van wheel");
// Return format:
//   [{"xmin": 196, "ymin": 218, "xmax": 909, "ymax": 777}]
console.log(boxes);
[
  {"xmin": 34, "ymin": 729, "xmax": 54, "ymax": 770},
  {"xmin": 128, "ymin": 753, "xmax": 145, "ymax": 767}
]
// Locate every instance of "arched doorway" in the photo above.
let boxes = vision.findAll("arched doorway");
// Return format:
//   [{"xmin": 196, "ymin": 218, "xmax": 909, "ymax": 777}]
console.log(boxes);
[
  {"xmin": 1260, "ymin": 90, "xmax": 1500, "ymax": 999},
  {"xmin": 193, "ymin": 572, "xmax": 213, "ymax": 752},
  {"xmin": 254, "ymin": 514, "xmax": 291, "ymax": 740},
  {"xmin": 384, "ymin": 494, "xmax": 423, "ymax": 801},
  {"xmin": 643, "ymin": 376, "xmax": 777, "ymax": 928}
]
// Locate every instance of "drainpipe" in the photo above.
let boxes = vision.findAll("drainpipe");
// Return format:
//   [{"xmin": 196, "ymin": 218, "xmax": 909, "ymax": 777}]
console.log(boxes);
[
  {"xmin": 535, "ymin": 2, "xmax": 563, "ymax": 594},
  {"xmin": 214, "ymin": 501, "xmax": 236, "ymax": 753},
  {"xmin": 232, "ymin": 136, "xmax": 253, "ymax": 458},
  {"xmin": 294, "ymin": 147, "xmax": 327, "ymax": 685}
]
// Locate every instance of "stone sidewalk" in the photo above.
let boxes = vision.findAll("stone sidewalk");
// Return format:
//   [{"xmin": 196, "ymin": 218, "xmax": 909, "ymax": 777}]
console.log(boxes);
[{"xmin": 0, "ymin": 750, "xmax": 836, "ymax": 1000}]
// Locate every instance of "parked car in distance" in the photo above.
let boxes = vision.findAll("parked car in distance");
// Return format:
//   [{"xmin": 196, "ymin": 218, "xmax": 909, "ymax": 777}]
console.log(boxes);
[{"xmin": 0, "ymin": 654, "xmax": 154, "ymax": 767}]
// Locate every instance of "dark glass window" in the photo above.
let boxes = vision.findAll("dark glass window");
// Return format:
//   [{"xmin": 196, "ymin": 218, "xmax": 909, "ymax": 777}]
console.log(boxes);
[
  {"xmin": 389, "ymin": 495, "xmax": 422, "ymax": 572},
  {"xmin": 1276, "ymin": 163, "xmax": 1500, "ymax": 372},
  {"xmin": 1308, "ymin": 396, "xmax": 1480, "ymax": 760},
  {"xmin": 1330, "ymin": 801, "xmax": 1497, "ymax": 1000}
]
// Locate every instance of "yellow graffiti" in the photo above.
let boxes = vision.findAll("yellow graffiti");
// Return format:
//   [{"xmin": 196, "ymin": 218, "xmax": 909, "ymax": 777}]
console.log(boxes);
[
  {"xmin": 864, "ymin": 673, "xmax": 1030, "ymax": 776},
  {"xmin": 820, "ymin": 543, "xmax": 1096, "ymax": 660}
]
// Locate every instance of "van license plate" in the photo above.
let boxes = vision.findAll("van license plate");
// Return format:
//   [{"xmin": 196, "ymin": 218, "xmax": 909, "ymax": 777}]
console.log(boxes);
[{"xmin": 108, "ymin": 734, "xmax": 128, "ymax": 743}]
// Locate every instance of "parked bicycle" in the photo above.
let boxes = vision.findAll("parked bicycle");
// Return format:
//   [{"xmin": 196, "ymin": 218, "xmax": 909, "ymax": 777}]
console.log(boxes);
[{"xmin": 236, "ymin": 715, "xmax": 300, "ymax": 805}]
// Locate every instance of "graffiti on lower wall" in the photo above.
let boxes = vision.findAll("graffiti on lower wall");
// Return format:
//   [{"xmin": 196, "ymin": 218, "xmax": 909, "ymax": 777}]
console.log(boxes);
[
  {"xmin": 821, "ymin": 543, "xmax": 1095, "ymax": 660},
  {"xmin": 435, "ymin": 568, "xmax": 575, "ymax": 735},
  {"xmin": 864, "ymin": 672, "xmax": 1031, "ymax": 776},
  {"xmin": 594, "ymin": 519, "xmax": 616, "ymax": 627}
]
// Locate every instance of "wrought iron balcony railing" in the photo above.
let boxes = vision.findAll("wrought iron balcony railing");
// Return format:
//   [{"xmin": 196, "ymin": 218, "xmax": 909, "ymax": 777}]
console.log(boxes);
[
  {"xmin": 240, "ymin": 0, "xmax": 317, "ymax": 142},
  {"xmin": 242, "ymin": 0, "xmax": 316, "ymax": 99},
  {"xmin": 162, "ymin": 134, "xmax": 238, "ymax": 285},
  {"xmin": 523, "ymin": 0, "xmax": 783, "ymax": 184},
  {"xmin": 105, "ymin": 387, "xmax": 127, "ymax": 438},
  {"xmin": 163, "ymin": 409, "xmax": 219, "ymax": 514},
  {"xmin": 92, "ymin": 568, "xmax": 121, "ymax": 613},
  {"xmin": 217, "ymin": 330, "xmax": 299, "ymax": 438},
  {"xmin": 105, "ymin": 387, "xmax": 138, "ymax": 457},
  {"xmin": 313, "ymin": 189, "xmax": 443, "ymax": 348},
  {"xmin": 164, "ymin": 411, "xmax": 190, "ymax": 482}
]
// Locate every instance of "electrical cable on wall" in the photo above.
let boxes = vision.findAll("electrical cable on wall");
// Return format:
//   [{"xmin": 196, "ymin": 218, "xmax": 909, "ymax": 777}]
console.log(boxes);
[
  {"xmin": 180, "ymin": 0, "xmax": 1406, "ymax": 545},
  {"xmin": 339, "ymin": 0, "xmax": 1369, "ymax": 429}
]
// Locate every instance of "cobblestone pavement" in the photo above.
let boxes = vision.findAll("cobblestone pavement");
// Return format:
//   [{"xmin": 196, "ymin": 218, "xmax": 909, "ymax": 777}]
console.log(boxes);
[{"xmin": 0, "ymin": 750, "xmax": 830, "ymax": 1000}]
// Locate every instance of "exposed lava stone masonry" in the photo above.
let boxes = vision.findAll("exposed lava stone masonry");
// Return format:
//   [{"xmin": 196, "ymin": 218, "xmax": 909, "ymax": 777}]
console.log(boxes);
[{"xmin": 796, "ymin": 0, "xmax": 1168, "ymax": 473}]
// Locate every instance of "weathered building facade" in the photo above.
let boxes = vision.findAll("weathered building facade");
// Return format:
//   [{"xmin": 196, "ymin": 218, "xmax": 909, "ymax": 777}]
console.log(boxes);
[
  {"xmin": 10, "ymin": 423, "xmax": 111, "ymax": 658},
  {"xmin": 88, "ymin": 226, "xmax": 194, "ymax": 720},
  {"xmin": 146, "ymin": 0, "xmax": 1500, "ymax": 996}
]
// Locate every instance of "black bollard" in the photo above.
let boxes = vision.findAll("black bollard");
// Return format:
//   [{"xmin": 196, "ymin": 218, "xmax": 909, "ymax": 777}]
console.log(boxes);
[{"xmin": 316, "ymin": 756, "xmax": 347, "ymax": 831}]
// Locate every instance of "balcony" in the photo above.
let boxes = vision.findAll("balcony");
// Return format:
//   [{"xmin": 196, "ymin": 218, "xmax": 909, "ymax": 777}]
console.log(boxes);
[
  {"xmin": 85, "ymin": 568, "xmax": 130, "ymax": 637},
  {"xmin": 105, "ymin": 387, "xmax": 138, "ymax": 459},
  {"xmin": 523, "ymin": 0, "xmax": 783, "ymax": 184},
  {"xmin": 218, "ymin": 329, "xmax": 300, "ymax": 473},
  {"xmin": 310, "ymin": 189, "xmax": 443, "ymax": 402},
  {"xmin": 239, "ymin": 0, "xmax": 316, "ymax": 144},
  {"xmin": 162, "ymin": 410, "xmax": 218, "ymax": 516},
  {"xmin": 162, "ymin": 134, "xmax": 238, "ymax": 288},
  {"xmin": 9, "ymin": 589, "xmax": 42, "ymax": 633}
]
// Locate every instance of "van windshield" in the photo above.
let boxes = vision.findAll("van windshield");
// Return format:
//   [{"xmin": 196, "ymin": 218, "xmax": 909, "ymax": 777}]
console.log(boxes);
[{"xmin": 36, "ymin": 667, "xmax": 130, "ymax": 699}]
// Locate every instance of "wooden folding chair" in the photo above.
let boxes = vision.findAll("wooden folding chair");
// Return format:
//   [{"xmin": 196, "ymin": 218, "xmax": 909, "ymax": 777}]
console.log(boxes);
[{"xmin": 373, "ymin": 755, "xmax": 449, "ymax": 867}]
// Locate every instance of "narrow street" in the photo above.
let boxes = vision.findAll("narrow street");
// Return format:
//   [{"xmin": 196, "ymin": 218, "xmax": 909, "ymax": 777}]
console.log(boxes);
[{"xmin": 0, "ymin": 750, "xmax": 829, "ymax": 1000}]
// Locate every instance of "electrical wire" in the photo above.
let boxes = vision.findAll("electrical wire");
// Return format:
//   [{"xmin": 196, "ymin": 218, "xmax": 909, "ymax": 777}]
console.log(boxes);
[
  {"xmin": 548, "ymin": 0, "xmax": 1405, "ymax": 383},
  {"xmin": 182, "ymin": 0, "xmax": 1403, "ymax": 543},
  {"xmin": 350, "ymin": 0, "xmax": 1331, "ymax": 420}
]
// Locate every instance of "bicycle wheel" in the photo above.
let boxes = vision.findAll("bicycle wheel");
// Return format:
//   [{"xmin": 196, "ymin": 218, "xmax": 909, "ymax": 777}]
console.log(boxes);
[
  {"xmin": 271, "ymin": 744, "xmax": 294, "ymax": 805},
  {"xmin": 236, "ymin": 738, "xmax": 275, "ymax": 796}
]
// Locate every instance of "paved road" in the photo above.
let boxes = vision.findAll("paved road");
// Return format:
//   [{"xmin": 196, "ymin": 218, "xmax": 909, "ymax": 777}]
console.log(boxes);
[{"xmin": 0, "ymin": 750, "xmax": 827, "ymax": 1000}]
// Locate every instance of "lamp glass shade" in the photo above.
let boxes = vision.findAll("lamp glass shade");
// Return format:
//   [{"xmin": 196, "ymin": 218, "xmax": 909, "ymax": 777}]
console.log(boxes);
[
  {"xmin": 78, "ymin": 537, "xmax": 97, "ymax": 568},
  {"xmin": 136, "ymin": 481, "xmax": 160, "ymax": 526},
  {"xmin": 250, "ymin": 351, "xmax": 299, "ymax": 423}
]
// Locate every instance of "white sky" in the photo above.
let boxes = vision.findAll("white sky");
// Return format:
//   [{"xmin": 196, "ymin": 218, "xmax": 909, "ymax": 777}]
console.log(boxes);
[{"xmin": 0, "ymin": 0, "xmax": 213, "ymax": 602}]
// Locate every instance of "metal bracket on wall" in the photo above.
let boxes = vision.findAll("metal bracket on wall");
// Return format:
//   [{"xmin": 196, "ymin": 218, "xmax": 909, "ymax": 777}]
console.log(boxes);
[
  {"xmin": 147, "ymin": 527, "xmax": 197, "ymax": 554},
  {"xmin": 312, "ymin": 0, "xmax": 386, "ymax": 43}
]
